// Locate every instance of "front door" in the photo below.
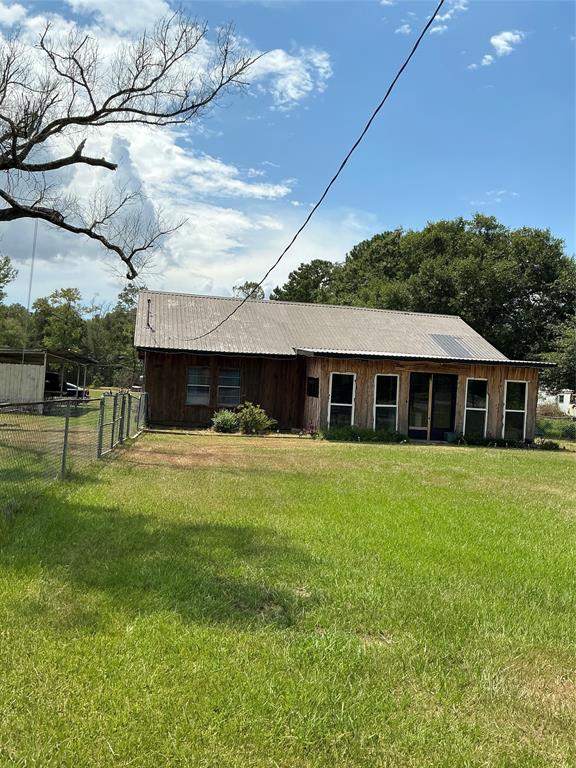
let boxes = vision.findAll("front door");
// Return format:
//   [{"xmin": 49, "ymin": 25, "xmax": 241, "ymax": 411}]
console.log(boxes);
[{"xmin": 408, "ymin": 373, "xmax": 458, "ymax": 440}]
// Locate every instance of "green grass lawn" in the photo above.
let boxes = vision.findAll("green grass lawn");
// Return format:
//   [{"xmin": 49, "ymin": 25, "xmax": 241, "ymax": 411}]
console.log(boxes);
[{"xmin": 1, "ymin": 434, "xmax": 575, "ymax": 767}]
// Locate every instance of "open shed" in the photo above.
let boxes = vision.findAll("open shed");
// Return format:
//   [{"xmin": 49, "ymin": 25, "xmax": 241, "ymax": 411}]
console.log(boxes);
[{"xmin": 0, "ymin": 349, "xmax": 95, "ymax": 404}]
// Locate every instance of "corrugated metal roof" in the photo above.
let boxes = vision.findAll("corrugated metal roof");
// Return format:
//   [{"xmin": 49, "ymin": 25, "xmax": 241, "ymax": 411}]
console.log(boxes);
[{"xmin": 135, "ymin": 290, "xmax": 517, "ymax": 363}]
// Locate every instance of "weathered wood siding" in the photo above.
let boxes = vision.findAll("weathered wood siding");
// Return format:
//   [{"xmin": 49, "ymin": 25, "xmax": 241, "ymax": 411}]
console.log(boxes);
[
  {"xmin": 0, "ymin": 362, "xmax": 45, "ymax": 403},
  {"xmin": 144, "ymin": 351, "xmax": 305, "ymax": 428},
  {"xmin": 303, "ymin": 357, "xmax": 540, "ymax": 440}
]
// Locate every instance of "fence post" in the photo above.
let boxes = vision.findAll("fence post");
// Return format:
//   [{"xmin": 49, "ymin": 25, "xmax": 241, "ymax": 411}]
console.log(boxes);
[
  {"xmin": 60, "ymin": 402, "xmax": 70, "ymax": 479},
  {"xmin": 126, "ymin": 394, "xmax": 132, "ymax": 439},
  {"xmin": 111, "ymin": 393, "xmax": 118, "ymax": 449},
  {"xmin": 96, "ymin": 396, "xmax": 105, "ymax": 458}
]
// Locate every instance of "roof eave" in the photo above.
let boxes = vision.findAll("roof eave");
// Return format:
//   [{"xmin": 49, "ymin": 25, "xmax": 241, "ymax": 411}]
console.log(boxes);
[{"xmin": 294, "ymin": 349, "xmax": 556, "ymax": 368}]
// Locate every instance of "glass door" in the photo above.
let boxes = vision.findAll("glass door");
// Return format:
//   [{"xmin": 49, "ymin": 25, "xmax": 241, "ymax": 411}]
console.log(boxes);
[
  {"xmin": 408, "ymin": 373, "xmax": 431, "ymax": 440},
  {"xmin": 430, "ymin": 374, "xmax": 458, "ymax": 441},
  {"xmin": 409, "ymin": 373, "xmax": 459, "ymax": 441}
]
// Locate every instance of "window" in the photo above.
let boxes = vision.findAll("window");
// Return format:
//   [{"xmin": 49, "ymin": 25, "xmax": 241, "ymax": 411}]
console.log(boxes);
[
  {"xmin": 559, "ymin": 394, "xmax": 565, "ymax": 404},
  {"xmin": 373, "ymin": 375, "xmax": 398, "ymax": 432},
  {"xmin": 503, "ymin": 380, "xmax": 527, "ymax": 441},
  {"xmin": 306, "ymin": 377, "xmax": 319, "ymax": 398},
  {"xmin": 186, "ymin": 367, "xmax": 210, "ymax": 405},
  {"xmin": 328, "ymin": 373, "xmax": 355, "ymax": 427},
  {"xmin": 218, "ymin": 368, "xmax": 241, "ymax": 407},
  {"xmin": 464, "ymin": 378, "xmax": 488, "ymax": 438}
]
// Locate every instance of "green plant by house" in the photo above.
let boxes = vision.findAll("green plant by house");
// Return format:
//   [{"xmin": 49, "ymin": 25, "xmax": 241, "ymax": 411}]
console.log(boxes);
[
  {"xmin": 323, "ymin": 426, "xmax": 405, "ymax": 443},
  {"xmin": 237, "ymin": 402, "xmax": 277, "ymax": 434},
  {"xmin": 211, "ymin": 409, "xmax": 240, "ymax": 433}
]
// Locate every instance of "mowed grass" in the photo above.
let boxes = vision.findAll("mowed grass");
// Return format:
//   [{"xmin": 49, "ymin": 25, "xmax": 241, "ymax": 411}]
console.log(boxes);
[{"xmin": 1, "ymin": 434, "xmax": 575, "ymax": 767}]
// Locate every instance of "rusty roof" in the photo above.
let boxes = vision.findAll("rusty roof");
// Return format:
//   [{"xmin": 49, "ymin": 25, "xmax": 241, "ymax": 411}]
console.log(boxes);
[{"xmin": 132, "ymin": 290, "xmax": 541, "ymax": 365}]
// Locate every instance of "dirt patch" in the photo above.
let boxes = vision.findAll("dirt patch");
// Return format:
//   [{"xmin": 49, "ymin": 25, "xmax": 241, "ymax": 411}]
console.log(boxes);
[
  {"xmin": 121, "ymin": 444, "xmax": 249, "ymax": 468},
  {"xmin": 359, "ymin": 631, "xmax": 394, "ymax": 647}
]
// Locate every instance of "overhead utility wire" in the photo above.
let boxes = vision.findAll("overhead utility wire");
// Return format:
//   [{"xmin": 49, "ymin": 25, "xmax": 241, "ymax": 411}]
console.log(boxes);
[{"xmin": 182, "ymin": 0, "xmax": 446, "ymax": 343}]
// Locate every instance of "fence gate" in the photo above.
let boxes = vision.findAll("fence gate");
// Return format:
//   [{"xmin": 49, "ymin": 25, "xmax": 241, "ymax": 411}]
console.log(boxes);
[{"xmin": 0, "ymin": 392, "xmax": 148, "ymax": 507}]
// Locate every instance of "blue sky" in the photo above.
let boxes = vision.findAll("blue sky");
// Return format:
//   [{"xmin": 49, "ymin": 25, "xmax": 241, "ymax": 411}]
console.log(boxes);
[{"xmin": 2, "ymin": 0, "xmax": 575, "ymax": 306}]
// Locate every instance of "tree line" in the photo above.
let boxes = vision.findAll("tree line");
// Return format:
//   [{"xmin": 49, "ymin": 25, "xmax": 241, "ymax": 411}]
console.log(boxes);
[
  {"xmin": 1, "ymin": 214, "xmax": 574, "ymax": 392},
  {"xmin": 0, "ymin": 262, "xmax": 141, "ymax": 387},
  {"xmin": 267, "ymin": 215, "xmax": 576, "ymax": 391}
]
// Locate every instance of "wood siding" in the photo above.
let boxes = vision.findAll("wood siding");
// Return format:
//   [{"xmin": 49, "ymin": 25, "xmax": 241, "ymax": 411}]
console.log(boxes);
[
  {"xmin": 303, "ymin": 357, "xmax": 540, "ymax": 440},
  {"xmin": 145, "ymin": 350, "xmax": 540, "ymax": 440},
  {"xmin": 0, "ymin": 361, "xmax": 45, "ymax": 403},
  {"xmin": 144, "ymin": 351, "xmax": 305, "ymax": 429}
]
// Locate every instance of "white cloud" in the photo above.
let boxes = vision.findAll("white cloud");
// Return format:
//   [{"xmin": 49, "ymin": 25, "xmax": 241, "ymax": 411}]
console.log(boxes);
[
  {"xmin": 468, "ymin": 29, "xmax": 526, "ymax": 70},
  {"xmin": 395, "ymin": 24, "xmax": 412, "ymax": 35},
  {"xmin": 66, "ymin": 0, "xmax": 170, "ymax": 32},
  {"xmin": 0, "ymin": 1, "xmax": 26, "ymax": 25},
  {"xmin": 426, "ymin": 1, "xmax": 468, "ymax": 36},
  {"xmin": 151, "ymin": 207, "xmax": 380, "ymax": 299},
  {"xmin": 250, "ymin": 47, "xmax": 333, "ymax": 111},
  {"xmin": 490, "ymin": 30, "xmax": 526, "ymax": 56},
  {"xmin": 380, "ymin": 0, "xmax": 396, "ymax": 6},
  {"xmin": 435, "ymin": 0, "xmax": 468, "ymax": 23},
  {"xmin": 0, "ymin": 1, "xmax": 339, "ymax": 304},
  {"xmin": 469, "ymin": 189, "xmax": 520, "ymax": 206}
]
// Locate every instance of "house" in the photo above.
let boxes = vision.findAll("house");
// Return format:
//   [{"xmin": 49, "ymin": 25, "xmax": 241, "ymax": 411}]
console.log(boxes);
[{"xmin": 134, "ymin": 290, "xmax": 554, "ymax": 442}]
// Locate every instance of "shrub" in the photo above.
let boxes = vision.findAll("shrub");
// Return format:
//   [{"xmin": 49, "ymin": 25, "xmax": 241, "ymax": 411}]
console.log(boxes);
[
  {"xmin": 534, "ymin": 438, "xmax": 561, "ymax": 451},
  {"xmin": 537, "ymin": 403, "xmax": 564, "ymax": 418},
  {"xmin": 561, "ymin": 423, "xmax": 576, "ymax": 440},
  {"xmin": 323, "ymin": 426, "xmax": 405, "ymax": 443},
  {"xmin": 211, "ymin": 409, "xmax": 239, "ymax": 433},
  {"xmin": 237, "ymin": 402, "xmax": 277, "ymax": 435}
]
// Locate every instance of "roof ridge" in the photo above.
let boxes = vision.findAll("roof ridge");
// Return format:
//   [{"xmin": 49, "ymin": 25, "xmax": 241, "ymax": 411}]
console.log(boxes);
[{"xmin": 139, "ymin": 289, "xmax": 461, "ymax": 320}]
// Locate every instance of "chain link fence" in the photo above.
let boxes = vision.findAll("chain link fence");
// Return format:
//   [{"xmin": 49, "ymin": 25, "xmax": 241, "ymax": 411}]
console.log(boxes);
[
  {"xmin": 0, "ymin": 392, "xmax": 147, "ymax": 508},
  {"xmin": 535, "ymin": 414, "xmax": 576, "ymax": 444}
]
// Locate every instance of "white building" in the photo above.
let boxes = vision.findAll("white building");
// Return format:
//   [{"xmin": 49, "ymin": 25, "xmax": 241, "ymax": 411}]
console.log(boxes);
[{"xmin": 538, "ymin": 388, "xmax": 576, "ymax": 417}]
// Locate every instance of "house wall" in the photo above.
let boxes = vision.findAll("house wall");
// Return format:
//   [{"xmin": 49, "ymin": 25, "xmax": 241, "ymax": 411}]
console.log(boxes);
[
  {"xmin": 303, "ymin": 357, "xmax": 540, "ymax": 440},
  {"xmin": 144, "ymin": 351, "xmax": 305, "ymax": 428}
]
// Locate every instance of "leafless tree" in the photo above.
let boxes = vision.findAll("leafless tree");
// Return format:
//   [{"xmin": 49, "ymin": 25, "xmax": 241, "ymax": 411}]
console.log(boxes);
[{"xmin": 0, "ymin": 13, "xmax": 257, "ymax": 278}]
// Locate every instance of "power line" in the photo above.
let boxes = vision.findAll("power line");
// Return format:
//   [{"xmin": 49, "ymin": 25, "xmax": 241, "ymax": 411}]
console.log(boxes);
[{"xmin": 181, "ymin": 0, "xmax": 447, "ymax": 343}]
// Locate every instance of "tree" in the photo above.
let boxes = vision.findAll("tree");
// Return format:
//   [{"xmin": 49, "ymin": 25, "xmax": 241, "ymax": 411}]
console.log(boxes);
[
  {"xmin": 83, "ymin": 284, "xmax": 144, "ymax": 386},
  {"xmin": 0, "ymin": 14, "xmax": 256, "ymax": 278},
  {"xmin": 540, "ymin": 316, "xmax": 576, "ymax": 392},
  {"xmin": 32, "ymin": 288, "xmax": 86, "ymax": 352},
  {"xmin": 278, "ymin": 215, "xmax": 575, "ymax": 360},
  {"xmin": 269, "ymin": 259, "xmax": 335, "ymax": 303},
  {"xmin": 0, "ymin": 254, "xmax": 16, "ymax": 302},
  {"xmin": 233, "ymin": 281, "xmax": 264, "ymax": 300},
  {"xmin": 0, "ymin": 302, "xmax": 29, "ymax": 347}
]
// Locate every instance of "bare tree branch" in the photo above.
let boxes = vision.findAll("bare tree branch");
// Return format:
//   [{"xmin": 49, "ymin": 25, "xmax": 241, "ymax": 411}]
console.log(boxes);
[{"xmin": 0, "ymin": 12, "xmax": 257, "ymax": 277}]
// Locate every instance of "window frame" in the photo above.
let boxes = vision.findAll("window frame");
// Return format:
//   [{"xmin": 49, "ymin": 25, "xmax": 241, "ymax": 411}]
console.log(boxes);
[
  {"xmin": 372, "ymin": 374, "xmax": 399, "ymax": 432},
  {"xmin": 306, "ymin": 376, "xmax": 320, "ymax": 398},
  {"xmin": 217, "ymin": 367, "xmax": 241, "ymax": 408},
  {"xmin": 502, "ymin": 379, "xmax": 529, "ymax": 441},
  {"xmin": 186, "ymin": 365, "xmax": 211, "ymax": 406},
  {"xmin": 463, "ymin": 377, "xmax": 489, "ymax": 439},
  {"xmin": 328, "ymin": 371, "xmax": 356, "ymax": 429}
]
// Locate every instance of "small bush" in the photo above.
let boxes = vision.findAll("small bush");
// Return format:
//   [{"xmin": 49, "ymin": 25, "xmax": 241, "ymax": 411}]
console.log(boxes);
[
  {"xmin": 534, "ymin": 438, "xmax": 561, "ymax": 451},
  {"xmin": 537, "ymin": 403, "xmax": 565, "ymax": 418},
  {"xmin": 323, "ymin": 426, "xmax": 405, "ymax": 443},
  {"xmin": 459, "ymin": 434, "xmax": 563, "ymax": 451},
  {"xmin": 237, "ymin": 402, "xmax": 277, "ymax": 435},
  {"xmin": 211, "ymin": 409, "xmax": 239, "ymax": 433},
  {"xmin": 561, "ymin": 423, "xmax": 576, "ymax": 440}
]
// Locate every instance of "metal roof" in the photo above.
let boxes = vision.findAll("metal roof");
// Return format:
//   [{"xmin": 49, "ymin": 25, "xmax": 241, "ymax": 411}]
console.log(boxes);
[{"xmin": 133, "ymin": 290, "xmax": 540, "ymax": 365}]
